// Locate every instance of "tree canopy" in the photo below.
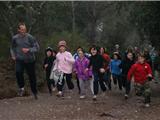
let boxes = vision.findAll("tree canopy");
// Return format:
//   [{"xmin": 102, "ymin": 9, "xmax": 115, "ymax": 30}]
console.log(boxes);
[{"xmin": 0, "ymin": 1, "xmax": 160, "ymax": 58}]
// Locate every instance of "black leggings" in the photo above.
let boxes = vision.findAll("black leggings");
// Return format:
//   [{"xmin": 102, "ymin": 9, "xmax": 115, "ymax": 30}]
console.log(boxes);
[
  {"xmin": 46, "ymin": 71, "xmax": 55, "ymax": 93},
  {"xmin": 57, "ymin": 73, "xmax": 74, "ymax": 92},
  {"xmin": 76, "ymin": 74, "xmax": 81, "ymax": 94},
  {"xmin": 122, "ymin": 75, "xmax": 131, "ymax": 94},
  {"xmin": 112, "ymin": 74, "xmax": 122, "ymax": 90}
]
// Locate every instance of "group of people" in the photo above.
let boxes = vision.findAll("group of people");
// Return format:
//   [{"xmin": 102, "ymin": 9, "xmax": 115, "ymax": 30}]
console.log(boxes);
[
  {"xmin": 11, "ymin": 23, "xmax": 159, "ymax": 108},
  {"xmin": 43, "ymin": 40, "xmax": 155, "ymax": 108}
]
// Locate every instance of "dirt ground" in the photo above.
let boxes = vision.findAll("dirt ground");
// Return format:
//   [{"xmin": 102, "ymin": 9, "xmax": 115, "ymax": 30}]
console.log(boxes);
[{"xmin": 0, "ymin": 81, "xmax": 160, "ymax": 120}]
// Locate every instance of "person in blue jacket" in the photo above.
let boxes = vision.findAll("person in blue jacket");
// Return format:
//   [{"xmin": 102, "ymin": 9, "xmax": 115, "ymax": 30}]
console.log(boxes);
[{"xmin": 110, "ymin": 52, "xmax": 122, "ymax": 90}]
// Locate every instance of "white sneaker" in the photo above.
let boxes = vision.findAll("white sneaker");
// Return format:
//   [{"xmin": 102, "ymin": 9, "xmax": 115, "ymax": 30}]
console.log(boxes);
[
  {"xmin": 56, "ymin": 91, "xmax": 63, "ymax": 97},
  {"xmin": 18, "ymin": 88, "xmax": 25, "ymax": 97},
  {"xmin": 80, "ymin": 95, "xmax": 85, "ymax": 99},
  {"xmin": 79, "ymin": 95, "xmax": 85, "ymax": 99},
  {"xmin": 145, "ymin": 103, "xmax": 150, "ymax": 108},
  {"xmin": 93, "ymin": 95, "xmax": 97, "ymax": 101},
  {"xmin": 124, "ymin": 94, "xmax": 129, "ymax": 99}
]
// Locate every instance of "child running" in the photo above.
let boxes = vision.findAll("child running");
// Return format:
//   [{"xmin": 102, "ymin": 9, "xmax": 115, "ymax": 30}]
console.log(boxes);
[
  {"xmin": 74, "ymin": 50, "xmax": 92, "ymax": 99},
  {"xmin": 53, "ymin": 40, "xmax": 75, "ymax": 97},
  {"xmin": 100, "ymin": 47, "xmax": 111, "ymax": 90},
  {"xmin": 110, "ymin": 52, "xmax": 122, "ymax": 90},
  {"xmin": 43, "ymin": 47, "xmax": 56, "ymax": 95},
  {"xmin": 127, "ymin": 53, "xmax": 153, "ymax": 107},
  {"xmin": 88, "ymin": 46, "xmax": 107, "ymax": 100},
  {"xmin": 120, "ymin": 52, "xmax": 135, "ymax": 99}
]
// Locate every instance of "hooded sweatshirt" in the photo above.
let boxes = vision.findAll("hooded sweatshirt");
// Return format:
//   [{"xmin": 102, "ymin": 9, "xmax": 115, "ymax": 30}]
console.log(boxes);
[
  {"xmin": 74, "ymin": 57, "xmax": 92, "ymax": 80},
  {"xmin": 127, "ymin": 62, "xmax": 152, "ymax": 84},
  {"xmin": 53, "ymin": 51, "xmax": 75, "ymax": 74}
]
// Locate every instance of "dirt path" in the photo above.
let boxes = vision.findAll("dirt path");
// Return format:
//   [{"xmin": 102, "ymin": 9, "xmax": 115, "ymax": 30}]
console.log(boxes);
[{"xmin": 0, "ymin": 82, "xmax": 160, "ymax": 120}]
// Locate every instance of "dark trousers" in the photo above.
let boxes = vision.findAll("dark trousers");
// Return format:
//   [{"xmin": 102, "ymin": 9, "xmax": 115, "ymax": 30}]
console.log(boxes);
[
  {"xmin": 76, "ymin": 74, "xmax": 81, "ymax": 94},
  {"xmin": 93, "ymin": 72, "xmax": 107, "ymax": 95},
  {"xmin": 16, "ymin": 60, "xmax": 37, "ymax": 95},
  {"xmin": 57, "ymin": 73, "xmax": 74, "ymax": 92},
  {"xmin": 46, "ymin": 71, "xmax": 55, "ymax": 93},
  {"xmin": 112, "ymin": 74, "xmax": 122, "ymax": 90},
  {"xmin": 102, "ymin": 72, "xmax": 111, "ymax": 90},
  {"xmin": 122, "ymin": 75, "xmax": 131, "ymax": 95}
]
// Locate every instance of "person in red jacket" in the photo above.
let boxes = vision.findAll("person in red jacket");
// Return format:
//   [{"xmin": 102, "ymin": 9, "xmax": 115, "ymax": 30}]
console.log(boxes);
[
  {"xmin": 100, "ymin": 47, "xmax": 111, "ymax": 90},
  {"xmin": 127, "ymin": 53, "xmax": 153, "ymax": 107}
]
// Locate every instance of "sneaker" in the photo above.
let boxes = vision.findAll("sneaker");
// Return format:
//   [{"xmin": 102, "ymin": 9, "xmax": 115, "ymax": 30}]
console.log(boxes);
[
  {"xmin": 18, "ymin": 88, "xmax": 24, "ymax": 97},
  {"xmin": 145, "ymin": 103, "xmax": 150, "ymax": 108},
  {"xmin": 80, "ymin": 95, "xmax": 85, "ymax": 99},
  {"xmin": 124, "ymin": 94, "xmax": 129, "ymax": 99},
  {"xmin": 92, "ymin": 95, "xmax": 97, "ymax": 101},
  {"xmin": 52, "ymin": 87, "xmax": 56, "ymax": 92},
  {"xmin": 56, "ymin": 91, "xmax": 63, "ymax": 97}
]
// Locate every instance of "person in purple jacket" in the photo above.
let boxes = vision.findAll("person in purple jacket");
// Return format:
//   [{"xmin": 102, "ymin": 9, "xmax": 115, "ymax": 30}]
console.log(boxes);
[{"xmin": 74, "ymin": 50, "xmax": 93, "ymax": 99}]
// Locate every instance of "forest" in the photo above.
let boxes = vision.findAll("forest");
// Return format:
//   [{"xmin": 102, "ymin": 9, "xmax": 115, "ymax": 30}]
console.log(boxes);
[
  {"xmin": 0, "ymin": 1, "xmax": 160, "ymax": 120},
  {"xmin": 0, "ymin": 1, "xmax": 160, "ymax": 59}
]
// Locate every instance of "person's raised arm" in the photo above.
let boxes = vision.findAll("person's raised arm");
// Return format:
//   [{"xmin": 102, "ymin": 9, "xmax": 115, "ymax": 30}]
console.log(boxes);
[{"xmin": 65, "ymin": 52, "xmax": 75, "ymax": 64}]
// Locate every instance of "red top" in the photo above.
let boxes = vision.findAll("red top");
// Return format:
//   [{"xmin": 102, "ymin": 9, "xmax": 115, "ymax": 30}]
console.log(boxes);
[
  {"xmin": 127, "ymin": 62, "xmax": 152, "ymax": 84},
  {"xmin": 102, "ymin": 53, "xmax": 111, "ymax": 70}
]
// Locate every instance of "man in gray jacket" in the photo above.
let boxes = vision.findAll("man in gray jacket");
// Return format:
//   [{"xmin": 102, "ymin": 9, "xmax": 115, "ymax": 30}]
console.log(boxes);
[{"xmin": 11, "ymin": 23, "xmax": 39, "ymax": 99}]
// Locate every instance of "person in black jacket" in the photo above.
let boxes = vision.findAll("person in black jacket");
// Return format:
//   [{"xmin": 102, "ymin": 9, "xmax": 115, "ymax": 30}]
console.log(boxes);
[
  {"xmin": 120, "ymin": 52, "xmax": 135, "ymax": 99},
  {"xmin": 43, "ymin": 47, "xmax": 56, "ymax": 95},
  {"xmin": 154, "ymin": 50, "xmax": 160, "ymax": 84},
  {"xmin": 88, "ymin": 46, "xmax": 107, "ymax": 100}
]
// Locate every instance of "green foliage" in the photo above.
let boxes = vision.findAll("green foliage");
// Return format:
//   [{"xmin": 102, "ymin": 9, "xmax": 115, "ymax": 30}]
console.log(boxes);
[
  {"xmin": 0, "ymin": 35, "xmax": 10, "ymax": 59},
  {"xmin": 45, "ymin": 31, "xmax": 89, "ymax": 53},
  {"xmin": 1, "ymin": 1, "xmax": 160, "ymax": 58}
]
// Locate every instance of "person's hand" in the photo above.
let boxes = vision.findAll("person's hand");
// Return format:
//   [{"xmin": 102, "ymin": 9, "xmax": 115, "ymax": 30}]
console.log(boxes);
[
  {"xmin": 22, "ymin": 48, "xmax": 29, "ymax": 53},
  {"xmin": 44, "ymin": 64, "xmax": 48, "ymax": 69},
  {"xmin": 12, "ymin": 56, "xmax": 16, "ymax": 61},
  {"xmin": 84, "ymin": 68, "xmax": 89, "ymax": 73},
  {"xmin": 100, "ymin": 68, "xmax": 105, "ymax": 73},
  {"xmin": 72, "ymin": 71, "xmax": 77, "ymax": 79}
]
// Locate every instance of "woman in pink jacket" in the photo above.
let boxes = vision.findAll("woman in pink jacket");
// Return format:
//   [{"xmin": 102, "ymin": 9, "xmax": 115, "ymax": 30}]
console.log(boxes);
[{"xmin": 54, "ymin": 40, "xmax": 75, "ymax": 97}]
